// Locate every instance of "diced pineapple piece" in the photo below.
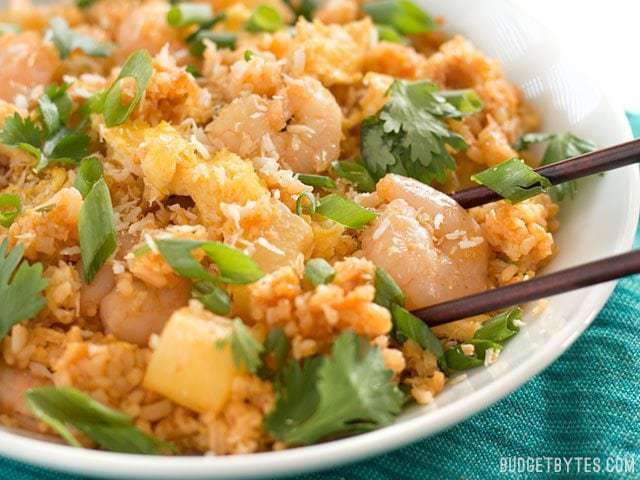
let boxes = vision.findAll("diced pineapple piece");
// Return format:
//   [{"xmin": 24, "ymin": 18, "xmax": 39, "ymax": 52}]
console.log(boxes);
[{"xmin": 143, "ymin": 304, "xmax": 239, "ymax": 414}]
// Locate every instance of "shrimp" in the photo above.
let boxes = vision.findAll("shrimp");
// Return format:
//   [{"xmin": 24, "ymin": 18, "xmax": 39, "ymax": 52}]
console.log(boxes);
[
  {"xmin": 99, "ymin": 275, "xmax": 191, "ymax": 346},
  {"xmin": 206, "ymin": 76, "xmax": 342, "ymax": 173},
  {"xmin": 0, "ymin": 363, "xmax": 48, "ymax": 417},
  {"xmin": 0, "ymin": 31, "xmax": 60, "ymax": 102},
  {"xmin": 115, "ymin": 0, "xmax": 183, "ymax": 62},
  {"xmin": 361, "ymin": 174, "xmax": 489, "ymax": 309}
]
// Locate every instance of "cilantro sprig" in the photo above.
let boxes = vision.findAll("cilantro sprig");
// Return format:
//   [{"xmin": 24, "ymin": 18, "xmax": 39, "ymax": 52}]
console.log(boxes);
[
  {"xmin": 0, "ymin": 239, "xmax": 48, "ymax": 340},
  {"xmin": 26, "ymin": 387, "xmax": 176, "ymax": 454},
  {"xmin": 265, "ymin": 331, "xmax": 404, "ymax": 445},
  {"xmin": 361, "ymin": 80, "xmax": 482, "ymax": 185},
  {"xmin": 515, "ymin": 132, "xmax": 596, "ymax": 201},
  {"xmin": 0, "ymin": 84, "xmax": 91, "ymax": 173}
]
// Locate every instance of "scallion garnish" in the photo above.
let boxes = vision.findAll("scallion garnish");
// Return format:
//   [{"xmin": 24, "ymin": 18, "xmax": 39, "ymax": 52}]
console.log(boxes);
[
  {"xmin": 315, "ymin": 194, "xmax": 377, "ymax": 229},
  {"xmin": 25, "ymin": 387, "xmax": 176, "ymax": 454},
  {"xmin": 363, "ymin": 0, "xmax": 436, "ymax": 35},
  {"xmin": 375, "ymin": 24, "xmax": 407, "ymax": 44},
  {"xmin": 515, "ymin": 132, "xmax": 596, "ymax": 201},
  {"xmin": 153, "ymin": 239, "xmax": 264, "ymax": 285},
  {"xmin": 0, "ymin": 193, "xmax": 22, "ymax": 227},
  {"xmin": 244, "ymin": 50, "xmax": 254, "ymax": 61},
  {"xmin": 297, "ymin": 174, "xmax": 336, "ymax": 190},
  {"xmin": 391, "ymin": 304, "xmax": 444, "ymax": 361},
  {"xmin": 373, "ymin": 267, "xmax": 405, "ymax": 309},
  {"xmin": 47, "ymin": 17, "xmax": 113, "ymax": 59},
  {"xmin": 246, "ymin": 5, "xmax": 284, "ymax": 33},
  {"xmin": 74, "ymin": 157, "xmax": 104, "ymax": 199},
  {"xmin": 471, "ymin": 158, "xmax": 552, "ymax": 203},
  {"xmin": 439, "ymin": 89, "xmax": 483, "ymax": 115},
  {"xmin": 304, "ymin": 258, "xmax": 336, "ymax": 286},
  {"xmin": 167, "ymin": 2, "xmax": 213, "ymax": 27},
  {"xmin": 474, "ymin": 307, "xmax": 522, "ymax": 343},
  {"xmin": 295, "ymin": 191, "xmax": 317, "ymax": 216},
  {"xmin": 331, "ymin": 160, "xmax": 376, "ymax": 193},
  {"xmin": 94, "ymin": 49, "xmax": 153, "ymax": 127},
  {"xmin": 78, "ymin": 177, "xmax": 117, "ymax": 282},
  {"xmin": 192, "ymin": 281, "xmax": 231, "ymax": 316},
  {"xmin": 188, "ymin": 30, "xmax": 236, "ymax": 56},
  {"xmin": 185, "ymin": 64, "xmax": 202, "ymax": 78}
]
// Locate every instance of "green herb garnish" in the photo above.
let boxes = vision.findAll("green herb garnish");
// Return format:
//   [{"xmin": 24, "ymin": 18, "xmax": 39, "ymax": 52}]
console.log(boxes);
[
  {"xmin": 25, "ymin": 387, "xmax": 175, "ymax": 454},
  {"xmin": 391, "ymin": 304, "xmax": 443, "ymax": 361},
  {"xmin": 185, "ymin": 65, "xmax": 202, "ymax": 78},
  {"xmin": 188, "ymin": 30, "xmax": 236, "ymax": 56},
  {"xmin": 94, "ymin": 49, "xmax": 153, "ymax": 127},
  {"xmin": 259, "ymin": 328, "xmax": 289, "ymax": 379},
  {"xmin": 246, "ymin": 5, "xmax": 284, "ymax": 33},
  {"xmin": 0, "ymin": 240, "xmax": 48, "ymax": 340},
  {"xmin": 363, "ymin": 0, "xmax": 436, "ymax": 35},
  {"xmin": 265, "ymin": 331, "xmax": 404, "ymax": 445},
  {"xmin": 515, "ymin": 132, "xmax": 596, "ymax": 201},
  {"xmin": 167, "ymin": 2, "xmax": 214, "ymax": 27},
  {"xmin": 315, "ymin": 194, "xmax": 377, "ymax": 229},
  {"xmin": 75, "ymin": 0, "xmax": 97, "ymax": 8},
  {"xmin": 74, "ymin": 157, "xmax": 103, "ymax": 198},
  {"xmin": 192, "ymin": 281, "xmax": 231, "ymax": 316},
  {"xmin": 297, "ymin": 174, "xmax": 336, "ymax": 190},
  {"xmin": 361, "ymin": 80, "xmax": 479, "ymax": 185},
  {"xmin": 439, "ymin": 89, "xmax": 483, "ymax": 115},
  {"xmin": 154, "ymin": 239, "xmax": 264, "ymax": 285},
  {"xmin": 375, "ymin": 24, "xmax": 407, "ymax": 44},
  {"xmin": 471, "ymin": 158, "xmax": 552, "ymax": 203},
  {"xmin": 282, "ymin": 0, "xmax": 318, "ymax": 21},
  {"xmin": 244, "ymin": 50, "xmax": 254, "ymax": 61},
  {"xmin": 304, "ymin": 258, "xmax": 336, "ymax": 287},
  {"xmin": 295, "ymin": 191, "xmax": 317, "ymax": 216},
  {"xmin": 226, "ymin": 318, "xmax": 264, "ymax": 373},
  {"xmin": 331, "ymin": 160, "xmax": 376, "ymax": 193},
  {"xmin": 0, "ymin": 193, "xmax": 22, "ymax": 227},
  {"xmin": 47, "ymin": 17, "xmax": 113, "ymax": 59},
  {"xmin": 78, "ymin": 178, "xmax": 117, "ymax": 282},
  {"xmin": 373, "ymin": 267, "xmax": 405, "ymax": 309},
  {"xmin": 474, "ymin": 308, "xmax": 522, "ymax": 343}
]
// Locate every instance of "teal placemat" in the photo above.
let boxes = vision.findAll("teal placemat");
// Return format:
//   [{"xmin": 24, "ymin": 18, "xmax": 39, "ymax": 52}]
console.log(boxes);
[{"xmin": 2, "ymin": 122, "xmax": 639, "ymax": 479}]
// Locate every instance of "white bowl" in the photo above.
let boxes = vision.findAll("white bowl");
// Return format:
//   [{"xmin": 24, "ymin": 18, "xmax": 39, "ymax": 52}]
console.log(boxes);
[{"xmin": 1, "ymin": 0, "xmax": 639, "ymax": 478}]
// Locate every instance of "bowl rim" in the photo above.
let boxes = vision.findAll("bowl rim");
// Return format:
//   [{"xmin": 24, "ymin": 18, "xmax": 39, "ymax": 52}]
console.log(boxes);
[{"xmin": 1, "ymin": 2, "xmax": 639, "ymax": 479}]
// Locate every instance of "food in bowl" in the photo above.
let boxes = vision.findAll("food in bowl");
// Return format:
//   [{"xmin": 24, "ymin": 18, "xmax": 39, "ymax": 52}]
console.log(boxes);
[{"xmin": 0, "ymin": 0, "xmax": 594, "ymax": 456}]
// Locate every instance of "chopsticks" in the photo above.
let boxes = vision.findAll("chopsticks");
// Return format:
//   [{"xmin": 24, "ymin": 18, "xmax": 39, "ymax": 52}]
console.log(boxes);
[
  {"xmin": 451, "ymin": 138, "xmax": 640, "ymax": 208},
  {"xmin": 412, "ymin": 250, "xmax": 640, "ymax": 326}
]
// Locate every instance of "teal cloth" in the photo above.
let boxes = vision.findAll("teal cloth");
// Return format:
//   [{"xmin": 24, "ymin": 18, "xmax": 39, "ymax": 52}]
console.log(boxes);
[{"xmin": 1, "ymin": 120, "xmax": 639, "ymax": 480}]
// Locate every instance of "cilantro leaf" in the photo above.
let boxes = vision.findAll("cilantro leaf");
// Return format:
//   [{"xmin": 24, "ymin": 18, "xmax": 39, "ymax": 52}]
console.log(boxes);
[
  {"xmin": 361, "ymin": 80, "xmax": 477, "ymax": 185},
  {"xmin": 471, "ymin": 158, "xmax": 552, "ymax": 203},
  {"xmin": 0, "ymin": 113, "xmax": 43, "ymax": 153},
  {"xmin": 38, "ymin": 83, "xmax": 72, "ymax": 135},
  {"xmin": 228, "ymin": 318, "xmax": 264, "ymax": 373},
  {"xmin": 265, "ymin": 331, "xmax": 405, "ymax": 445},
  {"xmin": 515, "ymin": 132, "xmax": 596, "ymax": 201},
  {"xmin": 25, "ymin": 387, "xmax": 176, "ymax": 454},
  {"xmin": 47, "ymin": 17, "xmax": 113, "ymax": 59},
  {"xmin": 331, "ymin": 160, "xmax": 376, "ymax": 193},
  {"xmin": 258, "ymin": 328, "xmax": 289, "ymax": 380},
  {"xmin": 0, "ymin": 240, "xmax": 48, "ymax": 340}
]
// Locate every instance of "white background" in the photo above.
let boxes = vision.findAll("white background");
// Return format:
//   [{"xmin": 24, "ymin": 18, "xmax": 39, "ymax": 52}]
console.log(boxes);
[{"xmin": 513, "ymin": 0, "xmax": 640, "ymax": 112}]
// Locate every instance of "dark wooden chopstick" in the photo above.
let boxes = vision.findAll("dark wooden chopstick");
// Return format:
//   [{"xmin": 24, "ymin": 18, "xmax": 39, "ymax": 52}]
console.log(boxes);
[
  {"xmin": 412, "ymin": 250, "xmax": 640, "ymax": 326},
  {"xmin": 451, "ymin": 138, "xmax": 640, "ymax": 209}
]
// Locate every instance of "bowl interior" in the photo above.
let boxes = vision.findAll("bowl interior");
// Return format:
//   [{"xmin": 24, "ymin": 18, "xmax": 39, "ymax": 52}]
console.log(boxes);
[{"xmin": 0, "ymin": 0, "xmax": 638, "ymax": 478}]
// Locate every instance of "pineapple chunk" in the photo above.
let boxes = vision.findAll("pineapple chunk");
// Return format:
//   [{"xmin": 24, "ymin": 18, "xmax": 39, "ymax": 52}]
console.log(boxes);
[{"xmin": 143, "ymin": 304, "xmax": 239, "ymax": 414}]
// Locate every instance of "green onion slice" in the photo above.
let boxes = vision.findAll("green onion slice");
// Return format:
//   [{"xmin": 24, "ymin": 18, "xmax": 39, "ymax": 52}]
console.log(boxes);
[
  {"xmin": 26, "ymin": 387, "xmax": 176, "ymax": 454},
  {"xmin": 439, "ymin": 89, "xmax": 483, "ymax": 115},
  {"xmin": 297, "ymin": 174, "xmax": 336, "ymax": 190},
  {"xmin": 363, "ymin": 0, "xmax": 436, "ymax": 35},
  {"xmin": 471, "ymin": 158, "xmax": 552, "ymax": 203},
  {"xmin": 316, "ymin": 194, "xmax": 377, "ymax": 229},
  {"xmin": 74, "ymin": 157, "xmax": 103, "ymax": 199},
  {"xmin": 189, "ymin": 30, "xmax": 236, "ymax": 56},
  {"xmin": 192, "ymin": 281, "xmax": 231, "ymax": 316},
  {"xmin": 167, "ymin": 3, "xmax": 213, "ymax": 27},
  {"xmin": 78, "ymin": 178, "xmax": 117, "ymax": 282},
  {"xmin": 246, "ymin": 5, "xmax": 284, "ymax": 33},
  {"xmin": 295, "ymin": 191, "xmax": 317, "ymax": 216},
  {"xmin": 331, "ymin": 160, "xmax": 376, "ymax": 193},
  {"xmin": 304, "ymin": 258, "xmax": 336, "ymax": 287},
  {"xmin": 474, "ymin": 308, "xmax": 522, "ymax": 343},
  {"xmin": 373, "ymin": 267, "xmax": 405, "ymax": 309},
  {"xmin": 0, "ymin": 193, "xmax": 22, "ymax": 228},
  {"xmin": 99, "ymin": 49, "xmax": 153, "ymax": 127},
  {"xmin": 391, "ymin": 304, "xmax": 444, "ymax": 360}
]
